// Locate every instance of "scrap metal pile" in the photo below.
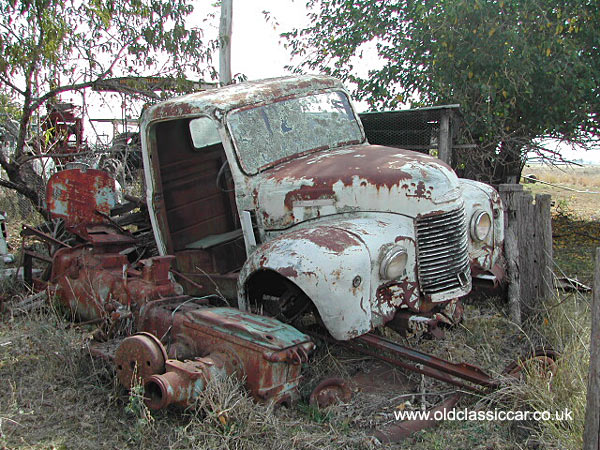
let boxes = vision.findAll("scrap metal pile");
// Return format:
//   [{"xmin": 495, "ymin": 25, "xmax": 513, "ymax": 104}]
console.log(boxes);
[{"xmin": 20, "ymin": 168, "xmax": 313, "ymax": 408}]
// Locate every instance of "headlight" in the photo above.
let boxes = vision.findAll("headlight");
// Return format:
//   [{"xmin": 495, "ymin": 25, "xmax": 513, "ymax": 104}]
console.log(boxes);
[
  {"xmin": 470, "ymin": 210, "xmax": 491, "ymax": 241},
  {"xmin": 380, "ymin": 247, "xmax": 408, "ymax": 279}
]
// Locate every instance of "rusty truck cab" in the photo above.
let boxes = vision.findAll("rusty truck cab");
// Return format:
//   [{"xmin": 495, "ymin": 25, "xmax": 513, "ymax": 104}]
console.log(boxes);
[
  {"xmin": 143, "ymin": 76, "xmax": 358, "ymax": 302},
  {"xmin": 141, "ymin": 75, "xmax": 504, "ymax": 341}
]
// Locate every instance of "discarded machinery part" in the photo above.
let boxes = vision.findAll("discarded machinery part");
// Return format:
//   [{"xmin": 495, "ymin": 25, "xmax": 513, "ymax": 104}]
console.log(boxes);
[
  {"xmin": 145, "ymin": 356, "xmax": 229, "ymax": 410},
  {"xmin": 354, "ymin": 333, "xmax": 496, "ymax": 392},
  {"xmin": 373, "ymin": 392, "xmax": 462, "ymax": 443},
  {"xmin": 309, "ymin": 377, "xmax": 353, "ymax": 408},
  {"xmin": 114, "ymin": 332, "xmax": 168, "ymax": 389},
  {"xmin": 301, "ymin": 327, "xmax": 496, "ymax": 393},
  {"xmin": 120, "ymin": 300, "xmax": 316, "ymax": 406},
  {"xmin": 169, "ymin": 269, "xmax": 206, "ymax": 293},
  {"xmin": 21, "ymin": 223, "xmax": 71, "ymax": 249},
  {"xmin": 22, "ymin": 248, "xmax": 53, "ymax": 288},
  {"xmin": 51, "ymin": 248, "xmax": 179, "ymax": 322},
  {"xmin": 385, "ymin": 311, "xmax": 445, "ymax": 339},
  {"xmin": 503, "ymin": 347, "xmax": 559, "ymax": 380},
  {"xmin": 46, "ymin": 168, "xmax": 119, "ymax": 235}
]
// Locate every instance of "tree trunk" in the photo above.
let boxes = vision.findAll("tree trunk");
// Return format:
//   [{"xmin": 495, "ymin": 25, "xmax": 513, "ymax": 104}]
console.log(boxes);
[
  {"xmin": 496, "ymin": 141, "xmax": 524, "ymax": 185},
  {"xmin": 0, "ymin": 101, "xmax": 49, "ymax": 218}
]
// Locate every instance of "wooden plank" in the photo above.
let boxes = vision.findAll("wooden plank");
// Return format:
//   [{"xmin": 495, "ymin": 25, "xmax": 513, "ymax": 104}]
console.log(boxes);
[
  {"xmin": 438, "ymin": 111, "xmax": 451, "ymax": 165},
  {"xmin": 504, "ymin": 228, "xmax": 521, "ymax": 325},
  {"xmin": 583, "ymin": 247, "xmax": 600, "ymax": 450},
  {"xmin": 498, "ymin": 184, "xmax": 523, "ymax": 228},
  {"xmin": 535, "ymin": 194, "xmax": 553, "ymax": 300},
  {"xmin": 498, "ymin": 186, "xmax": 553, "ymax": 321},
  {"xmin": 498, "ymin": 184, "xmax": 524, "ymax": 325},
  {"xmin": 517, "ymin": 193, "xmax": 535, "ymax": 315}
]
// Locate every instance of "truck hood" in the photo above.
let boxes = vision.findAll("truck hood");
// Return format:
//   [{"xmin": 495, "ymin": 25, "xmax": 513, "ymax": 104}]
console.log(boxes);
[{"xmin": 250, "ymin": 145, "xmax": 463, "ymax": 230}]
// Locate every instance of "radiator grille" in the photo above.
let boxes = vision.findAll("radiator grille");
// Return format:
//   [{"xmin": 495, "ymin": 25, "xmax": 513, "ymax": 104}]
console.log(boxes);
[{"xmin": 416, "ymin": 208, "xmax": 470, "ymax": 295}]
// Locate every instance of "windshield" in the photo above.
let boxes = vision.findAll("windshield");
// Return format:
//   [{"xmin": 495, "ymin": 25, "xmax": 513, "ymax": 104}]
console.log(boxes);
[{"xmin": 227, "ymin": 91, "xmax": 363, "ymax": 174}]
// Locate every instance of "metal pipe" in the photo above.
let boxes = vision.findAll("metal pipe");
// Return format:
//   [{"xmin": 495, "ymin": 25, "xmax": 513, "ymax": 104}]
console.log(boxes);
[{"xmin": 145, "ymin": 370, "xmax": 203, "ymax": 410}]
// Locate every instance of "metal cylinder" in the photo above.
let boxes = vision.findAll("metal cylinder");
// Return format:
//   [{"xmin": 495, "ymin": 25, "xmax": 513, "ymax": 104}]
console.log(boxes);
[{"xmin": 144, "ymin": 370, "xmax": 204, "ymax": 410}]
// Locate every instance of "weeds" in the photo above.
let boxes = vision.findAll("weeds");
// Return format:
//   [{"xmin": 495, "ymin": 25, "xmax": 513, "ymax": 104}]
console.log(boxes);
[
  {"xmin": 124, "ymin": 369, "xmax": 155, "ymax": 444},
  {"xmin": 478, "ymin": 289, "xmax": 591, "ymax": 449}
]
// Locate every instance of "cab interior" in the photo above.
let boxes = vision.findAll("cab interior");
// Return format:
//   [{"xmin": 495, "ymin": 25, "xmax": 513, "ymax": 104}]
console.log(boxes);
[{"xmin": 151, "ymin": 117, "xmax": 246, "ymax": 298}]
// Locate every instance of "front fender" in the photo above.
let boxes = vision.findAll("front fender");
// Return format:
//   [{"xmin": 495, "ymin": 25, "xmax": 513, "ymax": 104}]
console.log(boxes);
[
  {"xmin": 238, "ymin": 226, "xmax": 372, "ymax": 340},
  {"xmin": 459, "ymin": 179, "xmax": 504, "ymax": 272}
]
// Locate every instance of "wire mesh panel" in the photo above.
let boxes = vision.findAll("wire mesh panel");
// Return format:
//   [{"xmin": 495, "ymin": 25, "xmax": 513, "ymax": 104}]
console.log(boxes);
[{"xmin": 359, "ymin": 105, "xmax": 460, "ymax": 158}]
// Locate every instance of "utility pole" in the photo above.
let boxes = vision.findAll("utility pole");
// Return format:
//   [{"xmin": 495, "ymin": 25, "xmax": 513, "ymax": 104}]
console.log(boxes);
[{"xmin": 219, "ymin": 0, "xmax": 232, "ymax": 85}]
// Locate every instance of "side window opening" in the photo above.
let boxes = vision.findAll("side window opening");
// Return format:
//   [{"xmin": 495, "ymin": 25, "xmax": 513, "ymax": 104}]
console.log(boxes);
[{"xmin": 189, "ymin": 117, "xmax": 221, "ymax": 150}]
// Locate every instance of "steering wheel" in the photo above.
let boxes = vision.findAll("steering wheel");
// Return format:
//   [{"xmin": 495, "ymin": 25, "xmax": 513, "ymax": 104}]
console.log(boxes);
[{"xmin": 216, "ymin": 160, "xmax": 235, "ymax": 192}]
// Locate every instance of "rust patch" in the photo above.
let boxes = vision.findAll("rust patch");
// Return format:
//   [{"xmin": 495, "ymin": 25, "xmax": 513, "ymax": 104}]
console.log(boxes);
[
  {"xmin": 291, "ymin": 227, "xmax": 362, "ymax": 254},
  {"xmin": 278, "ymin": 265, "xmax": 299, "ymax": 278},
  {"xmin": 376, "ymin": 279, "xmax": 420, "ymax": 311},
  {"xmin": 266, "ymin": 145, "xmax": 417, "ymax": 192},
  {"xmin": 284, "ymin": 184, "xmax": 335, "ymax": 210}
]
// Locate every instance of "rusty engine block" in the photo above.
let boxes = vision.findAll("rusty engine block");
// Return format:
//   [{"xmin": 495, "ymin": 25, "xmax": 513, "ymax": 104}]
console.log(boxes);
[
  {"xmin": 117, "ymin": 300, "xmax": 313, "ymax": 408},
  {"xmin": 52, "ymin": 243, "xmax": 314, "ymax": 407}
]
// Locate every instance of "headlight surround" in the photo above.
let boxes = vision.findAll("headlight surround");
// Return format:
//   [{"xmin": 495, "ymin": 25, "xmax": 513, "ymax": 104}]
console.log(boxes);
[
  {"xmin": 380, "ymin": 247, "xmax": 408, "ymax": 279},
  {"xmin": 470, "ymin": 210, "xmax": 492, "ymax": 241}
]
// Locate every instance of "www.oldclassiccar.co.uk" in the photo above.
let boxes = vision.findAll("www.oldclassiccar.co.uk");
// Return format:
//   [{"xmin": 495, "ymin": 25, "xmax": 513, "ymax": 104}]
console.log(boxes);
[{"xmin": 394, "ymin": 408, "xmax": 574, "ymax": 422}]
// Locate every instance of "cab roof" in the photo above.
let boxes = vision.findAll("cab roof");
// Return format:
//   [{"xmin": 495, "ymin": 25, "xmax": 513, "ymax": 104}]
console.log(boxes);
[{"xmin": 142, "ymin": 75, "xmax": 343, "ymax": 125}]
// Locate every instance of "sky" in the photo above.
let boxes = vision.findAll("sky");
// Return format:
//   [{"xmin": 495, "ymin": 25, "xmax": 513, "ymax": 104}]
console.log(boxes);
[{"xmin": 229, "ymin": 1, "xmax": 309, "ymax": 81}]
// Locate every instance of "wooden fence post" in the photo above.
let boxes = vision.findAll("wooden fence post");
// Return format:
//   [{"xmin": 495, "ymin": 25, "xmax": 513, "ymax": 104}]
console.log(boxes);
[
  {"xmin": 499, "ymin": 184, "xmax": 524, "ymax": 325},
  {"xmin": 438, "ymin": 111, "xmax": 452, "ymax": 166},
  {"xmin": 535, "ymin": 194, "xmax": 553, "ymax": 301},
  {"xmin": 583, "ymin": 248, "xmax": 600, "ymax": 450},
  {"xmin": 498, "ymin": 185, "xmax": 553, "ymax": 323}
]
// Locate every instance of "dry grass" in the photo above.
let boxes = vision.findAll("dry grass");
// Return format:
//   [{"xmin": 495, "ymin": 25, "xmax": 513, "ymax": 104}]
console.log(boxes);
[
  {"xmin": 1, "ymin": 164, "xmax": 598, "ymax": 448},
  {"xmin": 0, "ymin": 305, "xmax": 375, "ymax": 449},
  {"xmin": 523, "ymin": 165, "xmax": 600, "ymax": 189},
  {"xmin": 523, "ymin": 164, "xmax": 600, "ymax": 221},
  {"xmin": 481, "ymin": 291, "xmax": 590, "ymax": 449},
  {"xmin": 0, "ymin": 280, "xmax": 587, "ymax": 449}
]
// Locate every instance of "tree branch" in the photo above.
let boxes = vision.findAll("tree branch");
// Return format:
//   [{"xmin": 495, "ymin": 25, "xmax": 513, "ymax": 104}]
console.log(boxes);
[
  {"xmin": 0, "ymin": 74, "xmax": 26, "ymax": 96},
  {"xmin": 29, "ymin": 39, "xmax": 136, "ymax": 110}
]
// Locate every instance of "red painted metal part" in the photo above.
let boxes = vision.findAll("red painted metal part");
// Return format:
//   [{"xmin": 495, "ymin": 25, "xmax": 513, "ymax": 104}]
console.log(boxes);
[
  {"xmin": 51, "ymin": 245, "xmax": 178, "ymax": 322},
  {"xmin": 42, "ymin": 103, "xmax": 84, "ymax": 156},
  {"xmin": 46, "ymin": 169, "xmax": 118, "ymax": 237}
]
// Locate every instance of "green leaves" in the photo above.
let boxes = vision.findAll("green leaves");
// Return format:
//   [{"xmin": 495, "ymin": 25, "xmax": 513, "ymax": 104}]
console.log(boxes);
[
  {"xmin": 284, "ymin": 0, "xmax": 600, "ymax": 176},
  {"xmin": 0, "ymin": 0, "xmax": 215, "ymax": 102}
]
